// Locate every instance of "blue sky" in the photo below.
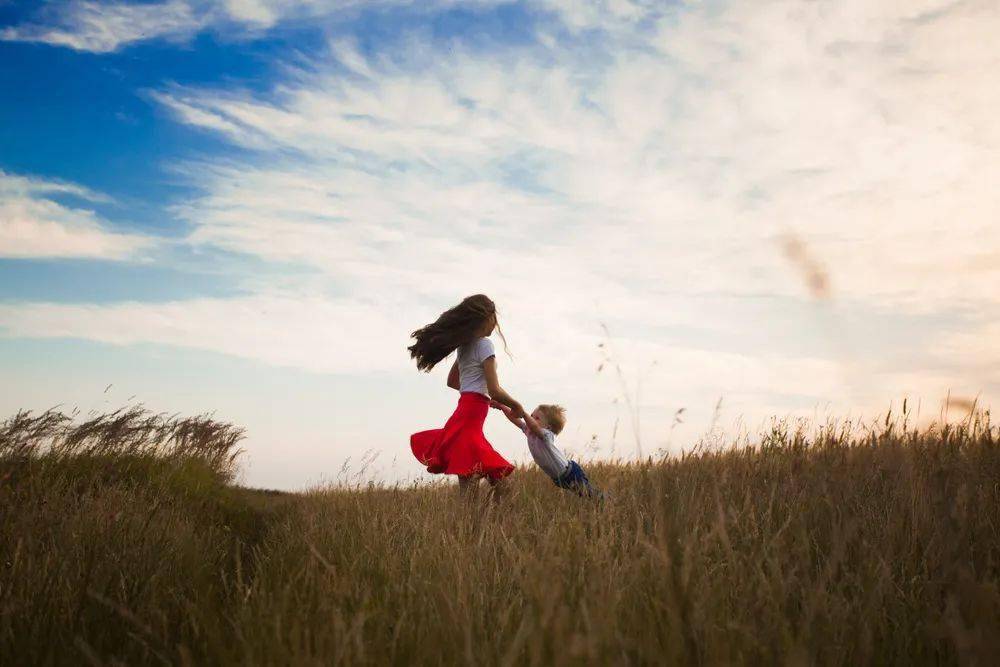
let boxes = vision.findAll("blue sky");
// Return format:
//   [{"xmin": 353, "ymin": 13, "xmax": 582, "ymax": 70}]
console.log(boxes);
[{"xmin": 2, "ymin": 0, "xmax": 998, "ymax": 489}]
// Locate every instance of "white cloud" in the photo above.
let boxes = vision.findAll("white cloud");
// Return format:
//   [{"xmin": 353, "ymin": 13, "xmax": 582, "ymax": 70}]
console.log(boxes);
[
  {"xmin": 0, "ymin": 294, "xmax": 414, "ymax": 373},
  {"xmin": 152, "ymin": 0, "xmax": 1000, "ymax": 313},
  {"xmin": 160, "ymin": 0, "xmax": 999, "ymax": 431},
  {"xmin": 0, "ymin": 0, "xmax": 508, "ymax": 52},
  {"xmin": 0, "ymin": 172, "xmax": 151, "ymax": 260},
  {"xmin": 539, "ymin": 0, "xmax": 661, "ymax": 32},
  {"xmin": 4, "ymin": 0, "xmax": 1000, "ymax": 462},
  {"xmin": 0, "ymin": 1, "xmax": 204, "ymax": 53},
  {"xmin": 0, "ymin": 0, "xmax": 683, "ymax": 54}
]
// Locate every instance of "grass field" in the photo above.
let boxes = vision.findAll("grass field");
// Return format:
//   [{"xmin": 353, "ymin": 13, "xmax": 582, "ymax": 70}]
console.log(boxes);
[{"xmin": 3, "ymin": 405, "xmax": 1000, "ymax": 665}]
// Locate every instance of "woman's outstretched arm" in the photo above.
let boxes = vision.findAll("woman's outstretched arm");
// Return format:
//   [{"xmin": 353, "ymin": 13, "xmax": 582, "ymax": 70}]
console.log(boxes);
[
  {"xmin": 490, "ymin": 400, "xmax": 544, "ymax": 436},
  {"xmin": 447, "ymin": 359, "xmax": 460, "ymax": 391},
  {"xmin": 482, "ymin": 357, "xmax": 526, "ymax": 418},
  {"xmin": 491, "ymin": 400, "xmax": 526, "ymax": 430}
]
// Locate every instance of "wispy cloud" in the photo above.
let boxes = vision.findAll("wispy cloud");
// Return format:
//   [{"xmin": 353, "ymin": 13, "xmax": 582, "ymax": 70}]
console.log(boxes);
[
  {"xmin": 3, "ymin": 0, "xmax": 999, "ymax": 448},
  {"xmin": 0, "ymin": 1, "xmax": 205, "ymax": 53},
  {"xmin": 0, "ymin": 294, "xmax": 409, "ymax": 372},
  {"xmin": 0, "ymin": 171, "xmax": 152, "ymax": 260},
  {"xmin": 153, "ymin": 0, "xmax": 1000, "ymax": 313},
  {"xmin": 1, "ymin": 0, "xmax": 676, "ymax": 54},
  {"xmin": 0, "ymin": 0, "xmax": 512, "ymax": 52}
]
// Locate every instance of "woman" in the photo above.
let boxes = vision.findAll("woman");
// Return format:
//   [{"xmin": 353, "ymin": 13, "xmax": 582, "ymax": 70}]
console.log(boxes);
[{"xmin": 408, "ymin": 294, "xmax": 528, "ymax": 495}]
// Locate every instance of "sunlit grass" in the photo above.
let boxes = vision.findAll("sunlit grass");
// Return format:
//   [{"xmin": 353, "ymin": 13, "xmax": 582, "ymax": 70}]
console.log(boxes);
[{"xmin": 2, "ymin": 406, "xmax": 999, "ymax": 664}]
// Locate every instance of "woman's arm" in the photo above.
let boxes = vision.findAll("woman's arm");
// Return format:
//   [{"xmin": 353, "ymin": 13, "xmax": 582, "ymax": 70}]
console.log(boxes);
[
  {"xmin": 490, "ymin": 393, "xmax": 544, "ymax": 436},
  {"xmin": 447, "ymin": 359, "xmax": 460, "ymax": 391},
  {"xmin": 490, "ymin": 400, "xmax": 527, "ymax": 431},
  {"xmin": 482, "ymin": 357, "xmax": 526, "ymax": 418}
]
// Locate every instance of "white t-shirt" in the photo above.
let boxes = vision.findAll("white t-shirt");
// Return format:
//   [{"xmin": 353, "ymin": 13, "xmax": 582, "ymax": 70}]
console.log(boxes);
[
  {"xmin": 457, "ymin": 337, "xmax": 495, "ymax": 396},
  {"xmin": 524, "ymin": 426, "xmax": 570, "ymax": 480}
]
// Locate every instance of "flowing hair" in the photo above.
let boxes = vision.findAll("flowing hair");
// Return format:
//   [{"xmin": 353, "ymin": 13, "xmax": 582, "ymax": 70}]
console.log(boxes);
[{"xmin": 408, "ymin": 294, "xmax": 509, "ymax": 372}]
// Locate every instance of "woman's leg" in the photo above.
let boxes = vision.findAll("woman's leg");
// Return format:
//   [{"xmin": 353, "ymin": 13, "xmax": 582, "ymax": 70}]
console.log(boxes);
[
  {"xmin": 458, "ymin": 475, "xmax": 480, "ymax": 499},
  {"xmin": 487, "ymin": 476, "xmax": 508, "ymax": 503}
]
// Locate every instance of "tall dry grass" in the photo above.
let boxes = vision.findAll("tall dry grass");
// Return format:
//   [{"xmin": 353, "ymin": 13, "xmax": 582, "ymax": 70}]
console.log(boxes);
[{"xmin": 3, "ymin": 406, "xmax": 1000, "ymax": 664}]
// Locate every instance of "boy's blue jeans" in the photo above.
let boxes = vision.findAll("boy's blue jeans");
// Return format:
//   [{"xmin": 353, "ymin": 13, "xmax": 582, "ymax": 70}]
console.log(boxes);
[{"xmin": 553, "ymin": 460, "xmax": 600, "ymax": 498}]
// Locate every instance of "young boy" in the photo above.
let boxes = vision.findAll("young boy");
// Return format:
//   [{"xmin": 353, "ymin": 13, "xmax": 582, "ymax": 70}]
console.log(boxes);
[{"xmin": 490, "ymin": 401, "xmax": 601, "ymax": 498}]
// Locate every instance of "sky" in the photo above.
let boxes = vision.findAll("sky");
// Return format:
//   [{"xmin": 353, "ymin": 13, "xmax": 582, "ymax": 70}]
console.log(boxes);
[{"xmin": 1, "ymin": 0, "xmax": 998, "ymax": 490}]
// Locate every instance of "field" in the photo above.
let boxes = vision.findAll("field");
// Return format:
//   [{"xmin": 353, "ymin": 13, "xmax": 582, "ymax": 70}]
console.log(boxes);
[{"xmin": 3, "ymin": 406, "xmax": 1000, "ymax": 665}]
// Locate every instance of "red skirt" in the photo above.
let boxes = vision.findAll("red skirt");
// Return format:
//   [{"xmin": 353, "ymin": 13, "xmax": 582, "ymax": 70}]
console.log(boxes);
[{"xmin": 411, "ymin": 392, "xmax": 514, "ymax": 480}]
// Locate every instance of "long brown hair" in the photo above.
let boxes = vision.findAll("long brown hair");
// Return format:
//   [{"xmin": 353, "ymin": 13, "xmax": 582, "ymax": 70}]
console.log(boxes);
[{"xmin": 408, "ymin": 294, "xmax": 508, "ymax": 372}]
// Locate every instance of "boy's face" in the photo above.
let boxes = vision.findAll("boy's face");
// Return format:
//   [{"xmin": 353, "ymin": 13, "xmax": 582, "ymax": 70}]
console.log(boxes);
[{"xmin": 531, "ymin": 408, "xmax": 548, "ymax": 430}]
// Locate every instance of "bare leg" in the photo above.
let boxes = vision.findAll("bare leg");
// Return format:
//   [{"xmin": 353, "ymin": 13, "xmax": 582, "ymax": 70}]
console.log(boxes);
[
  {"xmin": 458, "ymin": 475, "xmax": 480, "ymax": 500},
  {"xmin": 487, "ymin": 477, "xmax": 508, "ymax": 503}
]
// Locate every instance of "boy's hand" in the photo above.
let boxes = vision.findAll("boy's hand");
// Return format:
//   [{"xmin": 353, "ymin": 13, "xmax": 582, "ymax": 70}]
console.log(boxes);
[{"xmin": 490, "ymin": 399, "xmax": 510, "ymax": 413}]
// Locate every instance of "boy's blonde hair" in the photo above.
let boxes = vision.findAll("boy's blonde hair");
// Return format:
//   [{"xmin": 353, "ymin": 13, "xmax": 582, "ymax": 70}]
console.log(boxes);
[{"xmin": 536, "ymin": 404, "xmax": 566, "ymax": 435}]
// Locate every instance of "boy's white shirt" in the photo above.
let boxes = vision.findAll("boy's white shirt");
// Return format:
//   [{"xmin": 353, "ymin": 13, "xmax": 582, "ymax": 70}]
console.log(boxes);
[{"xmin": 521, "ymin": 423, "xmax": 570, "ymax": 480}]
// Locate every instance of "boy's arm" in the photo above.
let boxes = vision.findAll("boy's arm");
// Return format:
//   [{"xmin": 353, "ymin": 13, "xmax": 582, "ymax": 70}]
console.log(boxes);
[{"xmin": 522, "ymin": 413, "xmax": 545, "ymax": 437}]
